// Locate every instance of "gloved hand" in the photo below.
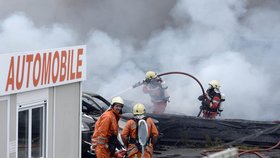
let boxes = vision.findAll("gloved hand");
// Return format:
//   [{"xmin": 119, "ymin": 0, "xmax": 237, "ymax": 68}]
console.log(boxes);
[
  {"xmin": 108, "ymin": 135, "xmax": 118, "ymax": 156},
  {"xmin": 198, "ymin": 95, "xmax": 204, "ymax": 101},
  {"xmin": 218, "ymin": 106, "xmax": 223, "ymax": 112},
  {"xmin": 135, "ymin": 142, "xmax": 142, "ymax": 151},
  {"xmin": 90, "ymin": 145, "xmax": 95, "ymax": 152},
  {"xmin": 218, "ymin": 108, "xmax": 223, "ymax": 116},
  {"xmin": 202, "ymin": 100, "xmax": 210, "ymax": 109}
]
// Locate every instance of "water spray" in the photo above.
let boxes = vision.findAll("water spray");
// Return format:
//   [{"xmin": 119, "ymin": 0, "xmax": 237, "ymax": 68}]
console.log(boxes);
[{"xmin": 108, "ymin": 87, "xmax": 133, "ymax": 99}]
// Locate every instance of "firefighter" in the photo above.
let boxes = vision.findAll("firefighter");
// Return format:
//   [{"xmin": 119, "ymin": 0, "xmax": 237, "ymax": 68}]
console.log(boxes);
[
  {"xmin": 91, "ymin": 96, "xmax": 124, "ymax": 158},
  {"xmin": 121, "ymin": 103, "xmax": 159, "ymax": 158},
  {"xmin": 198, "ymin": 80, "xmax": 224, "ymax": 119},
  {"xmin": 133, "ymin": 71, "xmax": 169, "ymax": 114}
]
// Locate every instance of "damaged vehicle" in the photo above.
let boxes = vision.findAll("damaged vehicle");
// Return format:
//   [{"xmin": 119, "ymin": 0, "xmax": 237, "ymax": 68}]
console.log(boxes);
[{"xmin": 81, "ymin": 92, "xmax": 111, "ymax": 158}]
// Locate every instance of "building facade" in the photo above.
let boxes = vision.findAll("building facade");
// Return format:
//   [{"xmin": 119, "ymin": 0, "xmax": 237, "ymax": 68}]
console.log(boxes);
[{"xmin": 0, "ymin": 45, "xmax": 86, "ymax": 158}]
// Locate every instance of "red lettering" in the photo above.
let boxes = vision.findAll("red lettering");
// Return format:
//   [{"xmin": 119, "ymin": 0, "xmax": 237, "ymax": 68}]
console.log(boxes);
[
  {"xmin": 5, "ymin": 47, "xmax": 84, "ymax": 94},
  {"xmin": 52, "ymin": 51, "xmax": 60, "ymax": 83},
  {"xmin": 33, "ymin": 53, "xmax": 41, "ymax": 86},
  {"xmin": 25, "ymin": 54, "xmax": 34, "ymax": 88},
  {"xmin": 5, "ymin": 56, "xmax": 15, "ymax": 91},
  {"xmin": 67, "ymin": 50, "xmax": 71, "ymax": 80},
  {"xmin": 41, "ymin": 53, "xmax": 52, "ymax": 85},
  {"xmin": 70, "ymin": 50, "xmax": 75, "ymax": 80},
  {"xmin": 76, "ymin": 48, "xmax": 83, "ymax": 79},
  {"xmin": 16, "ymin": 55, "xmax": 25, "ymax": 90},
  {"xmin": 59, "ymin": 50, "xmax": 67, "ymax": 82}
]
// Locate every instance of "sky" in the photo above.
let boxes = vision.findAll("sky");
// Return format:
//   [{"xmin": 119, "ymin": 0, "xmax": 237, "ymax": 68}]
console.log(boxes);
[{"xmin": 1, "ymin": 0, "xmax": 280, "ymax": 121}]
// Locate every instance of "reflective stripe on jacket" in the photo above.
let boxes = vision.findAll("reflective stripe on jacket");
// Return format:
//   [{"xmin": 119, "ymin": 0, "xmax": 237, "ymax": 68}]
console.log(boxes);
[{"xmin": 92, "ymin": 109, "xmax": 119, "ymax": 145}]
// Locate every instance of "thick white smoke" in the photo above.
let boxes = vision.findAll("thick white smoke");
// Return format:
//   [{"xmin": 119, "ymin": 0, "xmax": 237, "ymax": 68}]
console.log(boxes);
[
  {"xmin": 0, "ymin": 13, "xmax": 77, "ymax": 52},
  {"xmin": 1, "ymin": 0, "xmax": 279, "ymax": 120}
]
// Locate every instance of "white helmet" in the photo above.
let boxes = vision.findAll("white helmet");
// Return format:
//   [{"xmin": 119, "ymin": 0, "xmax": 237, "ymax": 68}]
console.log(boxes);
[
  {"xmin": 111, "ymin": 96, "xmax": 124, "ymax": 106},
  {"xmin": 209, "ymin": 80, "xmax": 220, "ymax": 89}
]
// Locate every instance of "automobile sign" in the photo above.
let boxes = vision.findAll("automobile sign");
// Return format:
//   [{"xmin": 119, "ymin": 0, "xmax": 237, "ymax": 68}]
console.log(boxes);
[{"xmin": 0, "ymin": 45, "xmax": 86, "ymax": 96}]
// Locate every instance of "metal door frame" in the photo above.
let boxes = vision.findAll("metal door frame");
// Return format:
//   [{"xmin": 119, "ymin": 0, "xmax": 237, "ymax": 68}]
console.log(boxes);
[{"xmin": 17, "ymin": 101, "xmax": 46, "ymax": 158}]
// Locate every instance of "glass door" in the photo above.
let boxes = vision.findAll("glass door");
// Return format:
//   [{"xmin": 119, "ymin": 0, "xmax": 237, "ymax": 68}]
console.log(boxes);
[{"xmin": 18, "ymin": 102, "xmax": 46, "ymax": 158}]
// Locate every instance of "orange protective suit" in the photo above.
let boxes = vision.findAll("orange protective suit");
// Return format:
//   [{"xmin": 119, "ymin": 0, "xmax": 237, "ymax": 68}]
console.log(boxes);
[
  {"xmin": 121, "ymin": 117, "xmax": 159, "ymax": 158},
  {"xmin": 92, "ymin": 109, "xmax": 120, "ymax": 158}
]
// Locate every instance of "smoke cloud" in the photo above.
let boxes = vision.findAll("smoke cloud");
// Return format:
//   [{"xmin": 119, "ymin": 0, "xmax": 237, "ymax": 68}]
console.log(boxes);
[{"xmin": 1, "ymin": 0, "xmax": 279, "ymax": 121}]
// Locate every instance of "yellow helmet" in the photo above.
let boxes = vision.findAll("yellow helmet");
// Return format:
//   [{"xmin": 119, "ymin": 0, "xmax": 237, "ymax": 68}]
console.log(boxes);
[
  {"xmin": 133, "ymin": 103, "xmax": 146, "ymax": 115},
  {"xmin": 209, "ymin": 80, "xmax": 220, "ymax": 89},
  {"xmin": 145, "ymin": 71, "xmax": 157, "ymax": 80},
  {"xmin": 111, "ymin": 96, "xmax": 124, "ymax": 105}
]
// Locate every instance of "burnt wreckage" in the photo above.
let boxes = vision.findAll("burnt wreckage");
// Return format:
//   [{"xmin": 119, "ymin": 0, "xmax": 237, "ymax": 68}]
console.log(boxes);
[{"xmin": 81, "ymin": 92, "xmax": 280, "ymax": 158}]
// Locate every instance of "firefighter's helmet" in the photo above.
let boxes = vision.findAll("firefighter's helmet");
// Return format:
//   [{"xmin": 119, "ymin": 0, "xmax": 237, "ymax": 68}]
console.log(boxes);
[
  {"xmin": 145, "ymin": 71, "xmax": 157, "ymax": 80},
  {"xmin": 133, "ymin": 103, "xmax": 146, "ymax": 115},
  {"xmin": 111, "ymin": 96, "xmax": 124, "ymax": 106},
  {"xmin": 209, "ymin": 80, "xmax": 220, "ymax": 89}
]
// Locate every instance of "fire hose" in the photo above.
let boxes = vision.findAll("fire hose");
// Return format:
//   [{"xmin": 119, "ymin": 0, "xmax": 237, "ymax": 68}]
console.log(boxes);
[
  {"xmin": 238, "ymin": 140, "xmax": 280, "ymax": 158},
  {"xmin": 201, "ymin": 123, "xmax": 280, "ymax": 157},
  {"xmin": 157, "ymin": 71, "xmax": 208, "ymax": 117},
  {"xmin": 201, "ymin": 140, "xmax": 280, "ymax": 158}
]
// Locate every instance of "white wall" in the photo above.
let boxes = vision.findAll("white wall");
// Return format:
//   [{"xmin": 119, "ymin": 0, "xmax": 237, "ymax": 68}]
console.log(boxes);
[
  {"xmin": 0, "ymin": 99, "xmax": 9, "ymax": 158},
  {"xmin": 53, "ymin": 82, "xmax": 81, "ymax": 158},
  {"xmin": 0, "ymin": 82, "xmax": 82, "ymax": 158}
]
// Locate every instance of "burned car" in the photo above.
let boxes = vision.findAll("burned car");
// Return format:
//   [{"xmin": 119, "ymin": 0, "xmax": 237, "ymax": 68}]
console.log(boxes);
[
  {"xmin": 81, "ymin": 92, "xmax": 111, "ymax": 158},
  {"xmin": 81, "ymin": 92, "xmax": 134, "ymax": 158}
]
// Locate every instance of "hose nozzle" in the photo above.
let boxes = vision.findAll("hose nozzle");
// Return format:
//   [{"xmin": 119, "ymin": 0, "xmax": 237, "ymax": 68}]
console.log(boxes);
[{"xmin": 132, "ymin": 80, "xmax": 144, "ymax": 88}]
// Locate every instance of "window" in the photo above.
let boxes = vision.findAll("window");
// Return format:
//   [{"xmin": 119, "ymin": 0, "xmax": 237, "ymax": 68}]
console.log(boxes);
[{"xmin": 18, "ymin": 101, "xmax": 46, "ymax": 158}]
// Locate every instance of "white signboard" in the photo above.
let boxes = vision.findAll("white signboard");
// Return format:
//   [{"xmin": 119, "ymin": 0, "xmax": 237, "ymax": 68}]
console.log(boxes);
[{"xmin": 0, "ymin": 45, "xmax": 86, "ymax": 96}]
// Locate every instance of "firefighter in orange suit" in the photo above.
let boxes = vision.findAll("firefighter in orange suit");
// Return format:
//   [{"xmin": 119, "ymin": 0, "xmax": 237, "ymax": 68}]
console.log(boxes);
[
  {"xmin": 91, "ymin": 96, "xmax": 124, "ymax": 158},
  {"xmin": 121, "ymin": 103, "xmax": 159, "ymax": 158},
  {"xmin": 143, "ymin": 71, "xmax": 170, "ymax": 114},
  {"xmin": 198, "ymin": 80, "xmax": 225, "ymax": 119}
]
